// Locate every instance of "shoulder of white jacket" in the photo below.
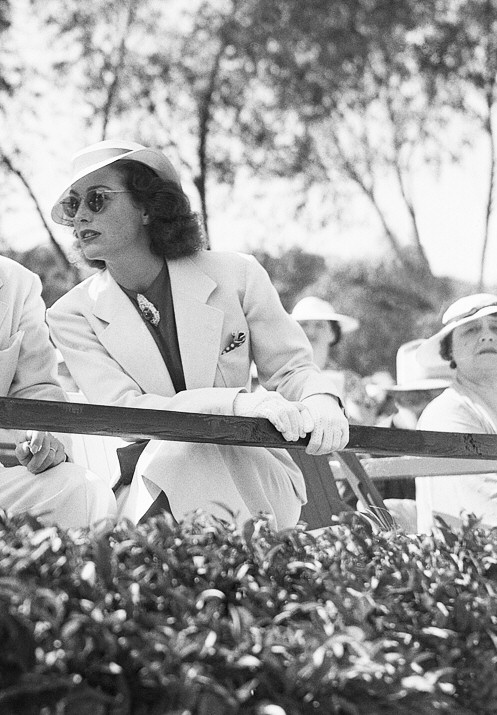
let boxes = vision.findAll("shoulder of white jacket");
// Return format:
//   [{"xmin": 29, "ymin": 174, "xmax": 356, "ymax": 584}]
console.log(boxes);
[
  {"xmin": 187, "ymin": 249, "xmax": 257, "ymax": 269},
  {"xmin": 417, "ymin": 386, "xmax": 457, "ymax": 425},
  {"xmin": 48, "ymin": 269, "xmax": 105, "ymax": 313},
  {"xmin": 0, "ymin": 255, "xmax": 38, "ymax": 282}
]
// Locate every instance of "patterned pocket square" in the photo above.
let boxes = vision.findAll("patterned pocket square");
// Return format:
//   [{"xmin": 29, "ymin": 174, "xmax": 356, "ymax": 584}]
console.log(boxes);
[{"xmin": 221, "ymin": 331, "xmax": 246, "ymax": 355}]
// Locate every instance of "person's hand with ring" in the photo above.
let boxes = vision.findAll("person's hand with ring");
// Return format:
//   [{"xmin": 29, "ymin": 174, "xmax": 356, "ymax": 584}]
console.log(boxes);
[{"xmin": 15, "ymin": 430, "xmax": 66, "ymax": 474}]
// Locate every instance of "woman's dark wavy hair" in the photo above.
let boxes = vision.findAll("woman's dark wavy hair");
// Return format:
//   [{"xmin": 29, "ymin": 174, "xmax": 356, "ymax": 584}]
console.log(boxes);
[
  {"xmin": 328, "ymin": 320, "xmax": 342, "ymax": 347},
  {"xmin": 77, "ymin": 160, "xmax": 206, "ymax": 270},
  {"xmin": 440, "ymin": 332, "xmax": 456, "ymax": 368},
  {"xmin": 325, "ymin": 321, "xmax": 341, "ymax": 361}
]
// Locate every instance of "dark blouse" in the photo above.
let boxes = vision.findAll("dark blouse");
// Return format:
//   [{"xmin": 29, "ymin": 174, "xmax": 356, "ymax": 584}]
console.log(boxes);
[{"xmin": 119, "ymin": 261, "xmax": 186, "ymax": 393}]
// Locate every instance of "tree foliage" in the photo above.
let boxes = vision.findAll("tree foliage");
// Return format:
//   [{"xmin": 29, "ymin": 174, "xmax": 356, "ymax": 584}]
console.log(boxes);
[
  {"xmin": 0, "ymin": 0, "xmax": 495, "ymax": 291},
  {"xmin": 221, "ymin": 0, "xmax": 470, "ymax": 279},
  {"xmin": 260, "ymin": 247, "xmax": 471, "ymax": 377},
  {"xmin": 254, "ymin": 247, "xmax": 327, "ymax": 310},
  {"xmin": 1, "ymin": 245, "xmax": 81, "ymax": 307},
  {"xmin": 414, "ymin": 0, "xmax": 497, "ymax": 288},
  {"xmin": 313, "ymin": 259, "xmax": 461, "ymax": 376},
  {"xmin": 0, "ymin": 0, "xmax": 11, "ymax": 93}
]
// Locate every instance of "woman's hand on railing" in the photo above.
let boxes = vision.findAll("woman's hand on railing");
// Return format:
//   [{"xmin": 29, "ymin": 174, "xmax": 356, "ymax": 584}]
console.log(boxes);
[
  {"xmin": 15, "ymin": 430, "xmax": 66, "ymax": 474},
  {"xmin": 233, "ymin": 391, "xmax": 309, "ymax": 443},
  {"xmin": 301, "ymin": 394, "xmax": 349, "ymax": 455}
]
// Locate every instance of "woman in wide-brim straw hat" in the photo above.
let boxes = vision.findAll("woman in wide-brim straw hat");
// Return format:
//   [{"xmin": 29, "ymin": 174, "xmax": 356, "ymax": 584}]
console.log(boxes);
[
  {"xmin": 291, "ymin": 296, "xmax": 377, "ymax": 427},
  {"xmin": 413, "ymin": 293, "xmax": 497, "ymax": 532},
  {"xmin": 47, "ymin": 139, "xmax": 349, "ymax": 529}
]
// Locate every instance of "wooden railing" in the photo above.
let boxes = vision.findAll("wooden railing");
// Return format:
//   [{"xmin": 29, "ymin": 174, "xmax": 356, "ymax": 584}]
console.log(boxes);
[
  {"xmin": 0, "ymin": 395, "xmax": 496, "ymax": 531},
  {"xmin": 1, "ymin": 395, "xmax": 497, "ymax": 459}
]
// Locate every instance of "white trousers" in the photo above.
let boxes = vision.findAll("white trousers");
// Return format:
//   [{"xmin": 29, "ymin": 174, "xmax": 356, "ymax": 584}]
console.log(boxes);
[
  {"xmin": 0, "ymin": 462, "xmax": 117, "ymax": 529},
  {"xmin": 118, "ymin": 441, "xmax": 304, "ymax": 530}
]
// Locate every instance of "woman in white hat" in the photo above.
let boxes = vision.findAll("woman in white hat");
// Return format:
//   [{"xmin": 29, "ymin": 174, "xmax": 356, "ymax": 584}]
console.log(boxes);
[
  {"xmin": 291, "ymin": 296, "xmax": 359, "ymax": 372},
  {"xmin": 369, "ymin": 339, "xmax": 452, "ymax": 531},
  {"xmin": 46, "ymin": 139, "xmax": 349, "ymax": 529},
  {"xmin": 383, "ymin": 339, "xmax": 452, "ymax": 431},
  {"xmin": 291, "ymin": 296, "xmax": 376, "ymax": 426},
  {"xmin": 414, "ymin": 293, "xmax": 497, "ymax": 531}
]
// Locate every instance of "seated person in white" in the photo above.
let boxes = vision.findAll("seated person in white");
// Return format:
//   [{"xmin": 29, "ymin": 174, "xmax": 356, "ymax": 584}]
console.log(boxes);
[
  {"xmin": 373, "ymin": 339, "xmax": 451, "ymax": 532},
  {"xmin": 47, "ymin": 140, "xmax": 349, "ymax": 530},
  {"xmin": 416, "ymin": 293, "xmax": 497, "ymax": 531},
  {"xmin": 291, "ymin": 296, "xmax": 375, "ymax": 425},
  {"xmin": 0, "ymin": 255, "xmax": 116, "ymax": 529}
]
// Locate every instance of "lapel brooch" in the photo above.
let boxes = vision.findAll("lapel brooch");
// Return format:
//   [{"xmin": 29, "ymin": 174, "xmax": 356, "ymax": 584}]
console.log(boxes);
[
  {"xmin": 137, "ymin": 293, "xmax": 160, "ymax": 327},
  {"xmin": 221, "ymin": 331, "xmax": 246, "ymax": 355}
]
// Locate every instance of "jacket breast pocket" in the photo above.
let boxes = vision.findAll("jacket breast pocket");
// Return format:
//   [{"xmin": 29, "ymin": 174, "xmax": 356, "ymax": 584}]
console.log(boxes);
[
  {"xmin": 0, "ymin": 331, "xmax": 24, "ymax": 395},
  {"xmin": 215, "ymin": 342, "xmax": 250, "ymax": 388}
]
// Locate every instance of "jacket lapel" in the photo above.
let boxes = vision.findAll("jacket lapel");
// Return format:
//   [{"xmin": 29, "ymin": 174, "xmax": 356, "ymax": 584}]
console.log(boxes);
[
  {"xmin": 168, "ymin": 257, "xmax": 224, "ymax": 389},
  {"xmin": 90, "ymin": 270, "xmax": 176, "ymax": 396}
]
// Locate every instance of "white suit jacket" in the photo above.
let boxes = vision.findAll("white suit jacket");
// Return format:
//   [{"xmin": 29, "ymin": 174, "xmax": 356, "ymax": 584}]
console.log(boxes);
[
  {"xmin": 47, "ymin": 251, "xmax": 341, "ymax": 410},
  {"xmin": 0, "ymin": 256, "xmax": 70, "ymax": 447},
  {"xmin": 0, "ymin": 256, "xmax": 65, "ymax": 401},
  {"xmin": 47, "ymin": 251, "xmax": 343, "ymax": 506}
]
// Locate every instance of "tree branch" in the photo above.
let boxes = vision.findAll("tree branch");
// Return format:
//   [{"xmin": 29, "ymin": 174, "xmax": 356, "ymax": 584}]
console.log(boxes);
[
  {"xmin": 478, "ymin": 82, "xmax": 497, "ymax": 290},
  {"xmin": 327, "ymin": 124, "xmax": 411, "ymax": 270},
  {"xmin": 100, "ymin": 0, "xmax": 138, "ymax": 139},
  {"xmin": 385, "ymin": 94, "xmax": 432, "ymax": 276},
  {"xmin": 0, "ymin": 151, "xmax": 79, "ymax": 279},
  {"xmin": 193, "ymin": 42, "xmax": 226, "ymax": 246}
]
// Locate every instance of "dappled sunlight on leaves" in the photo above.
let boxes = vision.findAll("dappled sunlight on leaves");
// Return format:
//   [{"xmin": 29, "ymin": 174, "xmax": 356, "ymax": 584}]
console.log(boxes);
[{"xmin": 0, "ymin": 509, "xmax": 493, "ymax": 712}]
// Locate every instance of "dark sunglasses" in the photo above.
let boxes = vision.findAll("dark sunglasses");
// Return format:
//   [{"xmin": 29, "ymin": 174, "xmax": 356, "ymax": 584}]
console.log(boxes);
[{"xmin": 59, "ymin": 188, "xmax": 130, "ymax": 220}]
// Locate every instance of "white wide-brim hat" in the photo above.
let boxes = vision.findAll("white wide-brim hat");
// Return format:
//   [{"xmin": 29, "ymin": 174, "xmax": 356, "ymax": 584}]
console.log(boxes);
[
  {"xmin": 51, "ymin": 139, "xmax": 181, "ymax": 225},
  {"xmin": 291, "ymin": 296, "xmax": 359, "ymax": 333},
  {"xmin": 416, "ymin": 293, "xmax": 497, "ymax": 366},
  {"xmin": 387, "ymin": 338, "xmax": 452, "ymax": 392}
]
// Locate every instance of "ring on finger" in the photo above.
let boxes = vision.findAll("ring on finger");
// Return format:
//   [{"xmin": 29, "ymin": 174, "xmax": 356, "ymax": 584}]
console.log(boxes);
[{"xmin": 49, "ymin": 446, "xmax": 57, "ymax": 454}]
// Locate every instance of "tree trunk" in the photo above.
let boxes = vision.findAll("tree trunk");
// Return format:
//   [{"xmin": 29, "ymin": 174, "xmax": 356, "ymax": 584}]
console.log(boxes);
[
  {"xmin": 478, "ymin": 93, "xmax": 496, "ymax": 290},
  {"xmin": 392, "ymin": 158, "xmax": 433, "ymax": 279},
  {"xmin": 194, "ymin": 44, "xmax": 225, "ymax": 247},
  {"xmin": 331, "ymin": 139, "xmax": 415, "ymax": 272},
  {"xmin": 100, "ymin": 0, "xmax": 138, "ymax": 139},
  {"xmin": 0, "ymin": 152, "xmax": 80, "ymax": 280},
  {"xmin": 385, "ymin": 94, "xmax": 433, "ymax": 279}
]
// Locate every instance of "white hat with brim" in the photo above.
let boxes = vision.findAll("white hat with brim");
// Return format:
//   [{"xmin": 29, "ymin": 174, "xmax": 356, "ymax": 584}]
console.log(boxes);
[
  {"xmin": 51, "ymin": 139, "xmax": 181, "ymax": 225},
  {"xmin": 291, "ymin": 296, "xmax": 359, "ymax": 333},
  {"xmin": 387, "ymin": 377, "xmax": 451, "ymax": 392},
  {"xmin": 387, "ymin": 338, "xmax": 452, "ymax": 392},
  {"xmin": 416, "ymin": 293, "xmax": 497, "ymax": 367}
]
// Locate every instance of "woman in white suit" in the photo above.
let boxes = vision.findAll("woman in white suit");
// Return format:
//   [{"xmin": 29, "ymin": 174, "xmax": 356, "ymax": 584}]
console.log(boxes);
[
  {"xmin": 0, "ymin": 255, "xmax": 116, "ymax": 528},
  {"xmin": 47, "ymin": 139, "xmax": 349, "ymax": 529}
]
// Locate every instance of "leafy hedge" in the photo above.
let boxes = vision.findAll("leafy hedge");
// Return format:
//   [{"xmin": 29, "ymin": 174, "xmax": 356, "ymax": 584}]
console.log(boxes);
[{"xmin": 0, "ymin": 510, "xmax": 496, "ymax": 714}]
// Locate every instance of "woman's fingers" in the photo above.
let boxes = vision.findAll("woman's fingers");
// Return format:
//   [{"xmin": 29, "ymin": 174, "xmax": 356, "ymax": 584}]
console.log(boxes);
[
  {"xmin": 305, "ymin": 419, "xmax": 349, "ymax": 454},
  {"xmin": 15, "ymin": 431, "xmax": 65, "ymax": 473},
  {"xmin": 297, "ymin": 404, "xmax": 315, "ymax": 435},
  {"xmin": 302, "ymin": 395, "xmax": 350, "ymax": 455},
  {"xmin": 233, "ymin": 391, "xmax": 350, "ymax": 449},
  {"xmin": 258, "ymin": 399, "xmax": 305, "ymax": 441}
]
